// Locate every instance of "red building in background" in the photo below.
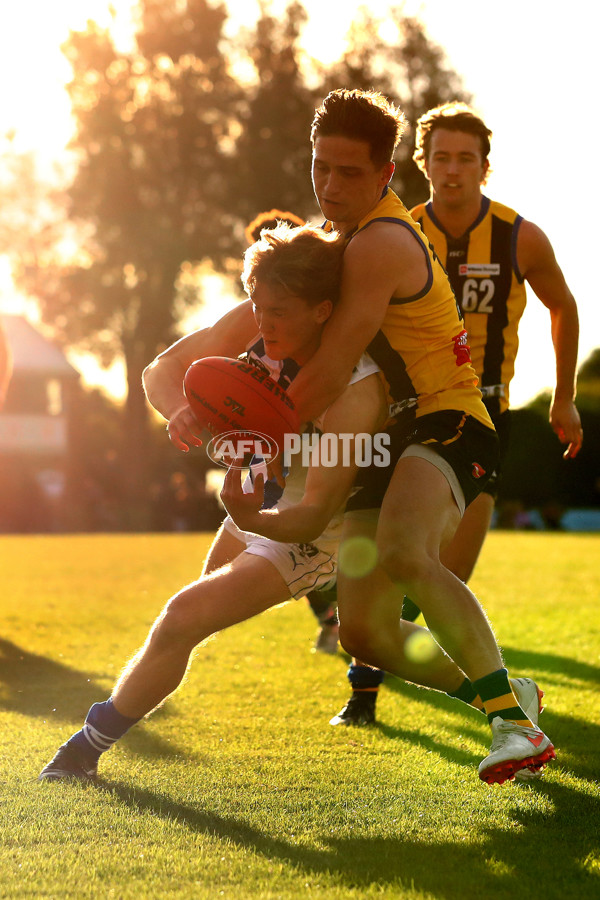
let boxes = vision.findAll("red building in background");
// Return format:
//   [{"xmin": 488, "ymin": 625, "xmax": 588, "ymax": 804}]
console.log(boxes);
[{"xmin": 0, "ymin": 314, "xmax": 79, "ymax": 531}]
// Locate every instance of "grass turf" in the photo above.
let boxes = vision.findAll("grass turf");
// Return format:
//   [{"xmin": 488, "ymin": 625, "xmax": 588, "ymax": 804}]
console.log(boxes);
[{"xmin": 0, "ymin": 532, "xmax": 599, "ymax": 899}]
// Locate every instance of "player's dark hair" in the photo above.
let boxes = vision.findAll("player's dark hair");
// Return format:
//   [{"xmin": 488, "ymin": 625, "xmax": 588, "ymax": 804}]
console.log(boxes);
[
  {"xmin": 241, "ymin": 223, "xmax": 345, "ymax": 307},
  {"xmin": 244, "ymin": 209, "xmax": 306, "ymax": 246},
  {"xmin": 311, "ymin": 89, "xmax": 406, "ymax": 167},
  {"xmin": 413, "ymin": 102, "xmax": 492, "ymax": 172}
]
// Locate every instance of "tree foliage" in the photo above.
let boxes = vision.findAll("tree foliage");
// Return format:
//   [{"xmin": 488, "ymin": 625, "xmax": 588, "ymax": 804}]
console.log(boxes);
[
  {"xmin": 19, "ymin": 1, "xmax": 469, "ymax": 363},
  {"xmin": 498, "ymin": 347, "xmax": 600, "ymax": 515},
  {"xmin": 6, "ymin": 0, "xmax": 472, "ymax": 525},
  {"xmin": 577, "ymin": 347, "xmax": 600, "ymax": 403},
  {"xmin": 45, "ymin": 2, "xmax": 240, "ymax": 362},
  {"xmin": 321, "ymin": 11, "xmax": 470, "ymax": 208},
  {"xmin": 17, "ymin": 0, "xmax": 245, "ymax": 518},
  {"xmin": 231, "ymin": 2, "xmax": 320, "ymax": 225}
]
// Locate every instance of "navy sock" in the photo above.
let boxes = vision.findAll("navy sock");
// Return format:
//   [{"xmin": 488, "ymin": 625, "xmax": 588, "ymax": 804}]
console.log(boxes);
[
  {"xmin": 348, "ymin": 662, "xmax": 385, "ymax": 691},
  {"xmin": 68, "ymin": 698, "xmax": 140, "ymax": 763}
]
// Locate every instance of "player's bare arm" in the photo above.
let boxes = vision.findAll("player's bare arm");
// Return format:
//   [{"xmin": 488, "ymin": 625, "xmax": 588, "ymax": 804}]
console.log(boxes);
[
  {"xmin": 221, "ymin": 372, "xmax": 387, "ymax": 542},
  {"xmin": 287, "ymin": 223, "xmax": 429, "ymax": 424},
  {"xmin": 517, "ymin": 220, "xmax": 583, "ymax": 458},
  {"xmin": 143, "ymin": 301, "xmax": 257, "ymax": 451}
]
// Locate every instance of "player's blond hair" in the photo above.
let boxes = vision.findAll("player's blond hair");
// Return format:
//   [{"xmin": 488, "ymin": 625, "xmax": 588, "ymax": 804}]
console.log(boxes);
[
  {"xmin": 311, "ymin": 89, "xmax": 407, "ymax": 167},
  {"xmin": 413, "ymin": 102, "xmax": 492, "ymax": 174},
  {"xmin": 244, "ymin": 209, "xmax": 305, "ymax": 246},
  {"xmin": 242, "ymin": 223, "xmax": 345, "ymax": 307}
]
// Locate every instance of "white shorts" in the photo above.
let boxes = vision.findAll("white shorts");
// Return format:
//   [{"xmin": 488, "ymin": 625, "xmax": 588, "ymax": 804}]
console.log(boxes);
[{"xmin": 223, "ymin": 516, "xmax": 338, "ymax": 600}]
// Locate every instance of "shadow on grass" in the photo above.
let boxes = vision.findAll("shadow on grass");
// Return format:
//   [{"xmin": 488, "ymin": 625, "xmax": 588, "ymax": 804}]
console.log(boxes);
[
  {"xmin": 375, "ymin": 716, "xmax": 482, "ymax": 769},
  {"xmin": 103, "ymin": 776, "xmax": 600, "ymax": 899},
  {"xmin": 501, "ymin": 645, "xmax": 600, "ymax": 687},
  {"xmin": 0, "ymin": 638, "xmax": 186, "ymax": 764},
  {"xmin": 0, "ymin": 637, "xmax": 108, "ymax": 720}
]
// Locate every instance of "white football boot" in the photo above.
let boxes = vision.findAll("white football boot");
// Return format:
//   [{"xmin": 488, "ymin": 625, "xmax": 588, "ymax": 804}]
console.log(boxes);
[{"xmin": 479, "ymin": 713, "xmax": 556, "ymax": 785}]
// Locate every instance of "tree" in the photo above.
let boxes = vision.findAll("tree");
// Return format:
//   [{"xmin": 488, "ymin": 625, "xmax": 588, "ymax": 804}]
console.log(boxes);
[
  {"xmin": 562, "ymin": 349, "xmax": 600, "ymax": 508},
  {"xmin": 577, "ymin": 347, "xmax": 600, "ymax": 403},
  {"xmin": 320, "ymin": 10, "xmax": 471, "ymax": 209},
  {"xmin": 15, "ymin": 1, "xmax": 242, "ymax": 525},
  {"xmin": 499, "ymin": 403, "xmax": 564, "ymax": 508},
  {"xmin": 230, "ymin": 2, "xmax": 321, "ymax": 227},
  {"xmin": 498, "ymin": 347, "xmax": 600, "ymax": 515},
  {"xmin": 0, "ymin": 137, "xmax": 64, "ymax": 303},
  {"xmin": 8, "ymin": 0, "xmax": 471, "ymax": 528},
  {"xmin": 230, "ymin": 5, "xmax": 471, "ymax": 242}
]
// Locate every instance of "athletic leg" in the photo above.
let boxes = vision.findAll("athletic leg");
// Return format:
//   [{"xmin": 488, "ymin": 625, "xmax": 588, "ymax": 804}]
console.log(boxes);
[
  {"xmin": 439, "ymin": 490, "xmax": 495, "ymax": 583},
  {"xmin": 339, "ymin": 457, "xmax": 554, "ymax": 782},
  {"xmin": 331, "ymin": 492, "xmax": 493, "ymax": 726},
  {"xmin": 331, "ymin": 593, "xmax": 422, "ymax": 726},
  {"xmin": 337, "ymin": 516, "xmax": 468, "ymax": 693},
  {"xmin": 372, "ymin": 456, "xmax": 502, "ymax": 680},
  {"xmin": 306, "ymin": 585, "xmax": 339, "ymax": 654},
  {"xmin": 112, "ymin": 553, "xmax": 292, "ymax": 718},
  {"xmin": 39, "ymin": 553, "xmax": 292, "ymax": 780},
  {"xmin": 401, "ymin": 489, "xmax": 494, "ymax": 619},
  {"xmin": 202, "ymin": 522, "xmax": 247, "ymax": 575}
]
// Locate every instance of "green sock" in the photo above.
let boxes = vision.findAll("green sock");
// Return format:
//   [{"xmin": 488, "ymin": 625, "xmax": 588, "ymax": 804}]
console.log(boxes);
[
  {"xmin": 447, "ymin": 677, "xmax": 484, "ymax": 711},
  {"xmin": 472, "ymin": 668, "xmax": 531, "ymax": 726}
]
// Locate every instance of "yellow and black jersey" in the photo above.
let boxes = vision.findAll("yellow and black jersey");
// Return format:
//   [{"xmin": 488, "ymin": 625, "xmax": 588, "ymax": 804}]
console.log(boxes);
[
  {"xmin": 327, "ymin": 188, "xmax": 493, "ymax": 430},
  {"xmin": 411, "ymin": 197, "xmax": 527, "ymax": 415}
]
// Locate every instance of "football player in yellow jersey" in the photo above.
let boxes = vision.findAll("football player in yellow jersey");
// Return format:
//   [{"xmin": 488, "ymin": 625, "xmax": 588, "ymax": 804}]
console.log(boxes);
[
  {"xmin": 287, "ymin": 89, "xmax": 556, "ymax": 784},
  {"xmin": 336, "ymin": 102, "xmax": 583, "ymax": 730},
  {"xmin": 412, "ymin": 101, "xmax": 582, "ymax": 574}
]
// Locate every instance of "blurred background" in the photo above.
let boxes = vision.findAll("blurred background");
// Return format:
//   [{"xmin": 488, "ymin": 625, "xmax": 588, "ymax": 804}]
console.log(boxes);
[{"xmin": 0, "ymin": 0, "xmax": 598, "ymax": 533}]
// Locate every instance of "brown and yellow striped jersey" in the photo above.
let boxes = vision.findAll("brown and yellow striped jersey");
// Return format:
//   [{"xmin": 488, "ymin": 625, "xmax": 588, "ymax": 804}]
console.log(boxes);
[{"xmin": 411, "ymin": 197, "xmax": 527, "ymax": 415}]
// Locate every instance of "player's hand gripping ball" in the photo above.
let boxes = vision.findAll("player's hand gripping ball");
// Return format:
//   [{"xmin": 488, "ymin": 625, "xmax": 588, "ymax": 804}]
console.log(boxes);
[{"xmin": 183, "ymin": 356, "xmax": 300, "ymax": 466}]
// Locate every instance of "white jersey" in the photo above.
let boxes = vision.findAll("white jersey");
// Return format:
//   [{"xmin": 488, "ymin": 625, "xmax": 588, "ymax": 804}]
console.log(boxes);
[
  {"xmin": 245, "ymin": 338, "xmax": 380, "ymax": 544},
  {"xmin": 221, "ymin": 339, "xmax": 380, "ymax": 598}
]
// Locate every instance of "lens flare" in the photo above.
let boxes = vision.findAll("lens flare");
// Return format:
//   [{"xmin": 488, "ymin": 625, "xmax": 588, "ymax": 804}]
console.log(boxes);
[
  {"xmin": 338, "ymin": 536, "xmax": 378, "ymax": 579},
  {"xmin": 405, "ymin": 629, "xmax": 439, "ymax": 664}
]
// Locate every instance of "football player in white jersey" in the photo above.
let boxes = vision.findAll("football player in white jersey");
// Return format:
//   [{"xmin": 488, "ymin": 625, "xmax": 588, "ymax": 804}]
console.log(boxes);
[{"xmin": 38, "ymin": 222, "xmax": 398, "ymax": 782}]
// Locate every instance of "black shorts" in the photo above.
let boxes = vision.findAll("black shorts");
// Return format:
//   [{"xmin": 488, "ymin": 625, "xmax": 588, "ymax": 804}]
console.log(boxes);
[
  {"xmin": 345, "ymin": 409, "xmax": 499, "ymax": 514},
  {"xmin": 481, "ymin": 409, "xmax": 511, "ymax": 500}
]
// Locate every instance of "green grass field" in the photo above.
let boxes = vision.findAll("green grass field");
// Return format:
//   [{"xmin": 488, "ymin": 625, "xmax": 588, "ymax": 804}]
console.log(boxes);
[{"xmin": 0, "ymin": 532, "xmax": 598, "ymax": 899}]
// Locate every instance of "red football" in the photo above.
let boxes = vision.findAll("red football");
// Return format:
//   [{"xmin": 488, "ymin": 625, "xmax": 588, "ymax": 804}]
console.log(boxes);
[{"xmin": 183, "ymin": 356, "xmax": 300, "ymax": 448}]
